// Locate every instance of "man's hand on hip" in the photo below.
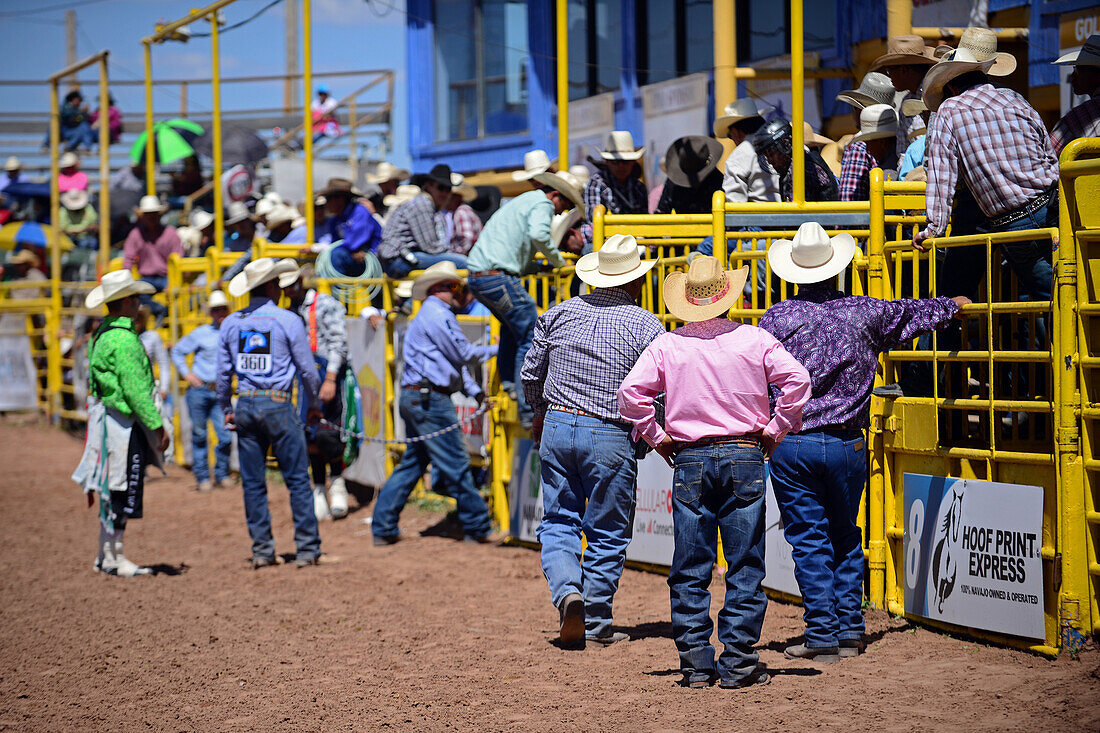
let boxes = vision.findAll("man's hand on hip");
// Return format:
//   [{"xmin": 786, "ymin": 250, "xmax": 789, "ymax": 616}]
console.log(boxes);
[
  {"xmin": 185, "ymin": 373, "xmax": 203, "ymax": 389},
  {"xmin": 654, "ymin": 436, "xmax": 676, "ymax": 468}
]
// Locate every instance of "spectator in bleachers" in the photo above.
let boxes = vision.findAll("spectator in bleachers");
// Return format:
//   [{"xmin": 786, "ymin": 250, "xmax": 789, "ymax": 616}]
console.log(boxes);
[
  {"xmin": 715, "ymin": 99, "xmax": 778, "ymax": 204},
  {"xmin": 3, "ymin": 250, "xmax": 46, "ymax": 300},
  {"xmin": 91, "ymin": 95, "xmax": 122, "ymax": 145},
  {"xmin": 1051, "ymin": 34, "xmax": 1100, "ymax": 156},
  {"xmin": 190, "ymin": 209, "xmax": 216, "ymax": 253},
  {"xmin": 311, "ymin": 85, "xmax": 341, "ymax": 142},
  {"xmin": 225, "ymin": 201, "xmax": 258, "ymax": 253},
  {"xmin": 841, "ymin": 105, "xmax": 900, "ymax": 201},
  {"xmin": 653, "ymin": 136, "xmax": 724, "ymax": 215},
  {"xmin": 285, "ymin": 208, "xmax": 310, "ymax": 245},
  {"xmin": 583, "ymin": 131, "xmax": 647, "ymax": 221},
  {"xmin": 443, "ymin": 173, "xmax": 481, "ymax": 256},
  {"xmin": 110, "ymin": 160, "xmax": 145, "ymax": 196},
  {"xmin": 170, "ymin": 156, "xmax": 205, "ymax": 201},
  {"xmin": 264, "ymin": 205, "xmax": 298, "ymax": 244},
  {"xmin": 912, "ymin": 48, "xmax": 1059, "ymax": 305},
  {"xmin": 47, "ymin": 90, "xmax": 95, "ymax": 152},
  {"xmin": 868, "ymin": 35, "xmax": 937, "ymax": 157},
  {"xmin": 58, "ymin": 152, "xmax": 88, "ymax": 193},
  {"xmin": 567, "ymin": 164, "xmax": 590, "ymax": 190},
  {"xmin": 755, "ymin": 120, "xmax": 838, "ymax": 203},
  {"xmin": 363, "ymin": 161, "xmax": 410, "ymax": 220},
  {"xmin": 59, "ymin": 189, "xmax": 98, "ymax": 250},
  {"xmin": 378, "ymin": 164, "xmax": 466, "ymax": 279},
  {"xmin": 317, "ymin": 177, "xmax": 383, "ymax": 277},
  {"xmin": 122, "ymin": 195, "xmax": 182, "ymax": 318},
  {"xmin": 1, "ymin": 157, "xmax": 25, "ymax": 196},
  {"xmin": 835, "ymin": 72, "xmax": 895, "ymax": 201}
]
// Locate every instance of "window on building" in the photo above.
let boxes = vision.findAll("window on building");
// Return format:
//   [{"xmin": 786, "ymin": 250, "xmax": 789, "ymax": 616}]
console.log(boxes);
[
  {"xmin": 738, "ymin": 0, "xmax": 837, "ymax": 62},
  {"xmin": 434, "ymin": 0, "xmax": 529, "ymax": 141},
  {"xmin": 567, "ymin": 0, "xmax": 622, "ymax": 100},
  {"xmin": 636, "ymin": 0, "xmax": 714, "ymax": 87}
]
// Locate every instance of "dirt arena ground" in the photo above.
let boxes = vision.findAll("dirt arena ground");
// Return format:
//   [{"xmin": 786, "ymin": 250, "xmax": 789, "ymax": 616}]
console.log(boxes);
[{"xmin": 1, "ymin": 418, "xmax": 1098, "ymax": 731}]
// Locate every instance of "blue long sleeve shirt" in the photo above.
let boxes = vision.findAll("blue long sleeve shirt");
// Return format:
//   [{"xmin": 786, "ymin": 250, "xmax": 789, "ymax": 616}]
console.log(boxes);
[
  {"xmin": 217, "ymin": 297, "xmax": 321, "ymax": 410},
  {"xmin": 171, "ymin": 322, "xmax": 221, "ymax": 384},
  {"xmin": 401, "ymin": 295, "xmax": 498, "ymax": 398},
  {"xmin": 319, "ymin": 201, "xmax": 382, "ymax": 253}
]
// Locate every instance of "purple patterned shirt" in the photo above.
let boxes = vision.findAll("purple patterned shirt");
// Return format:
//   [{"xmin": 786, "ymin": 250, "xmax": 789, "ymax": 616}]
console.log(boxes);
[{"xmin": 759, "ymin": 284, "xmax": 958, "ymax": 431}]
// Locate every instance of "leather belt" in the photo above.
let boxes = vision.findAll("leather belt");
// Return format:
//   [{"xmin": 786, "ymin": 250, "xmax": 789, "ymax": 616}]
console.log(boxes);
[
  {"xmin": 239, "ymin": 389, "xmax": 291, "ymax": 402},
  {"xmin": 403, "ymin": 384, "xmax": 451, "ymax": 396},
  {"xmin": 469, "ymin": 269, "xmax": 518, "ymax": 277},
  {"xmin": 547, "ymin": 404, "xmax": 629, "ymax": 427},
  {"xmin": 984, "ymin": 186, "xmax": 1057, "ymax": 230},
  {"xmin": 672, "ymin": 433, "xmax": 763, "ymax": 454}
]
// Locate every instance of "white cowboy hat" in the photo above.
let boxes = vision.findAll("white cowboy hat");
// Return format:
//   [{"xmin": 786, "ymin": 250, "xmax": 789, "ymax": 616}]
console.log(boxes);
[
  {"xmin": 61, "ymin": 189, "xmax": 89, "ymax": 211},
  {"xmin": 851, "ymin": 104, "xmax": 899, "ymax": 143},
  {"xmin": 255, "ymin": 196, "xmax": 280, "ymax": 219},
  {"xmin": 134, "ymin": 194, "xmax": 166, "ymax": 215},
  {"xmin": 596, "ymin": 131, "xmax": 644, "ymax": 161},
  {"xmin": 177, "ymin": 225, "xmax": 201, "ymax": 252},
  {"xmin": 85, "ymin": 269, "xmax": 156, "ymax": 309},
  {"xmin": 575, "ymin": 234, "xmax": 658, "ymax": 289},
  {"xmin": 532, "ymin": 170, "xmax": 585, "ymax": 211},
  {"xmin": 950, "ymin": 27, "xmax": 1017, "ymax": 76},
  {"xmin": 4, "ymin": 156, "xmax": 21, "ymax": 172},
  {"xmin": 225, "ymin": 200, "xmax": 255, "ymax": 226},
  {"xmin": 393, "ymin": 279, "xmax": 413, "ymax": 300},
  {"xmin": 265, "ymin": 204, "xmax": 297, "ymax": 229},
  {"xmin": 550, "ymin": 208, "xmax": 583, "ymax": 249},
  {"xmin": 836, "ymin": 72, "xmax": 895, "ymax": 109},
  {"xmin": 208, "ymin": 289, "xmax": 229, "ymax": 309},
  {"xmin": 921, "ymin": 47, "xmax": 996, "ymax": 112},
  {"xmin": 768, "ymin": 221, "xmax": 858, "ymax": 285},
  {"xmin": 365, "ymin": 161, "xmax": 410, "ymax": 185},
  {"xmin": 1055, "ymin": 33, "xmax": 1100, "ymax": 66},
  {"xmin": 449, "ymin": 172, "xmax": 477, "ymax": 203},
  {"xmin": 663, "ymin": 257, "xmax": 748, "ymax": 322},
  {"xmin": 713, "ymin": 98, "xmax": 764, "ymax": 139},
  {"xmin": 59, "ymin": 151, "xmax": 79, "ymax": 169},
  {"xmin": 868, "ymin": 34, "xmax": 938, "ymax": 72},
  {"xmin": 190, "ymin": 209, "xmax": 215, "ymax": 230},
  {"xmin": 276, "ymin": 257, "xmax": 306, "ymax": 288},
  {"xmin": 229, "ymin": 257, "xmax": 299, "ymax": 297},
  {"xmin": 383, "ymin": 183, "xmax": 422, "ymax": 209},
  {"xmin": 511, "ymin": 149, "xmax": 553, "ymax": 181},
  {"xmin": 567, "ymin": 164, "xmax": 591, "ymax": 188},
  {"xmin": 411, "ymin": 260, "xmax": 465, "ymax": 300}
]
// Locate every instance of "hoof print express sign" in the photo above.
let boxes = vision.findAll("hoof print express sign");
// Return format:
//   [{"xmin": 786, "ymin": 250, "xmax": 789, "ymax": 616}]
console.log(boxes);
[{"xmin": 903, "ymin": 474, "xmax": 1045, "ymax": 641}]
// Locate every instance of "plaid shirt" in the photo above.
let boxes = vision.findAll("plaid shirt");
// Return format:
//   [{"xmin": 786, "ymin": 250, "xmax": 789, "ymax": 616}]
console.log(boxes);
[
  {"xmin": 839, "ymin": 141, "xmax": 874, "ymax": 201},
  {"xmin": 521, "ymin": 288, "xmax": 664, "ymax": 422},
  {"xmin": 296, "ymin": 290, "xmax": 348, "ymax": 374},
  {"xmin": 450, "ymin": 203, "xmax": 482, "ymax": 255},
  {"xmin": 923, "ymin": 84, "xmax": 1058, "ymax": 237},
  {"xmin": 1050, "ymin": 95, "xmax": 1100, "ymax": 156},
  {"xmin": 377, "ymin": 193, "xmax": 446, "ymax": 261},
  {"xmin": 583, "ymin": 169, "xmax": 648, "ymax": 222}
]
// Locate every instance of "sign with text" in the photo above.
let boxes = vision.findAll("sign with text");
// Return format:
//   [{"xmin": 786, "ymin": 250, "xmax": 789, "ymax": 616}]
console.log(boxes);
[
  {"xmin": 1060, "ymin": 8, "xmax": 1100, "ymax": 114},
  {"xmin": 627, "ymin": 452, "xmax": 676, "ymax": 565},
  {"xmin": 903, "ymin": 474, "xmax": 1045, "ymax": 640},
  {"xmin": 508, "ymin": 438, "xmax": 542, "ymax": 543},
  {"xmin": 641, "ymin": 73, "xmax": 709, "ymax": 190}
]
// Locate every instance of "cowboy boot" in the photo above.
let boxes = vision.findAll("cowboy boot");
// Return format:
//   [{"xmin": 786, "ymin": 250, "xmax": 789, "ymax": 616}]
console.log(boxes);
[
  {"xmin": 313, "ymin": 485, "xmax": 332, "ymax": 521},
  {"xmin": 103, "ymin": 529, "xmax": 151, "ymax": 577},
  {"xmin": 328, "ymin": 476, "xmax": 348, "ymax": 519}
]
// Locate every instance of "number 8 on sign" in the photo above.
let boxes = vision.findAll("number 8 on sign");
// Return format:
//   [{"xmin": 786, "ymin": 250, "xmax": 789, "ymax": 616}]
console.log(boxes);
[{"xmin": 905, "ymin": 498, "xmax": 925, "ymax": 589}]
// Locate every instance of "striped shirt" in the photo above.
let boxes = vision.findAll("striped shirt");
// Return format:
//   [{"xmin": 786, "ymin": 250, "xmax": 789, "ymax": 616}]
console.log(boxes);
[
  {"xmin": 1050, "ymin": 95, "xmax": 1100, "ymax": 157},
  {"xmin": 521, "ymin": 288, "xmax": 664, "ymax": 423},
  {"xmin": 923, "ymin": 84, "xmax": 1058, "ymax": 238}
]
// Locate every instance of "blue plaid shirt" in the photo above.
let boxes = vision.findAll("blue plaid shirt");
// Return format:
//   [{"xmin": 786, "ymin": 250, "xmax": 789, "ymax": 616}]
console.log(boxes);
[{"xmin": 521, "ymin": 288, "xmax": 664, "ymax": 422}]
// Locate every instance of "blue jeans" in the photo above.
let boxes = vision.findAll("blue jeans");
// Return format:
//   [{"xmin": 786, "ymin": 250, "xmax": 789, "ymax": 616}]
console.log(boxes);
[
  {"xmin": 467, "ymin": 273, "xmax": 538, "ymax": 421},
  {"xmin": 769, "ymin": 429, "xmax": 868, "ymax": 648},
  {"xmin": 139, "ymin": 275, "xmax": 168, "ymax": 320},
  {"xmin": 185, "ymin": 386, "xmax": 231, "ymax": 483},
  {"xmin": 48, "ymin": 121, "xmax": 96, "ymax": 151},
  {"xmin": 382, "ymin": 252, "xmax": 468, "ymax": 280},
  {"xmin": 372, "ymin": 390, "xmax": 492, "ymax": 540},
  {"xmin": 670, "ymin": 442, "xmax": 767, "ymax": 685},
  {"xmin": 234, "ymin": 395, "xmax": 321, "ymax": 561},
  {"xmin": 976, "ymin": 197, "xmax": 1055, "ymax": 303},
  {"xmin": 536, "ymin": 411, "xmax": 636, "ymax": 638}
]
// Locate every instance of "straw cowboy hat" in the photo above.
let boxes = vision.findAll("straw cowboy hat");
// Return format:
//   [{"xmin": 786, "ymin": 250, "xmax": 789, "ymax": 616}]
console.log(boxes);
[
  {"xmin": 921, "ymin": 47, "xmax": 996, "ymax": 112},
  {"xmin": 767, "ymin": 221, "xmax": 857, "ymax": 285},
  {"xmin": 383, "ymin": 183, "xmax": 422, "ymax": 209},
  {"xmin": 532, "ymin": 170, "xmax": 585, "ymax": 211},
  {"xmin": 512, "ymin": 149, "xmax": 554, "ymax": 181},
  {"xmin": 836, "ymin": 72, "xmax": 895, "ymax": 109},
  {"xmin": 229, "ymin": 257, "xmax": 299, "ymax": 297},
  {"xmin": 575, "ymin": 233, "xmax": 658, "ymax": 289},
  {"xmin": 947, "ymin": 27, "xmax": 1017, "ymax": 76},
  {"xmin": 190, "ymin": 209, "xmax": 215, "ymax": 230},
  {"xmin": 265, "ymin": 204, "xmax": 297, "ymax": 229},
  {"xmin": 450, "ymin": 172, "xmax": 477, "ymax": 203},
  {"xmin": 208, "ymin": 289, "xmax": 229, "ymax": 309},
  {"xmin": 134, "ymin": 194, "xmax": 166, "ymax": 215},
  {"xmin": 900, "ymin": 98, "xmax": 929, "ymax": 117},
  {"xmin": 869, "ymin": 34, "xmax": 938, "ymax": 72},
  {"xmin": 663, "ymin": 256, "xmax": 748, "ymax": 322},
  {"xmin": 713, "ymin": 98, "xmax": 764, "ymax": 139},
  {"xmin": 904, "ymin": 165, "xmax": 927, "ymax": 182},
  {"xmin": 550, "ymin": 208, "xmax": 583, "ymax": 249},
  {"xmin": 1054, "ymin": 33, "xmax": 1100, "ymax": 66},
  {"xmin": 9, "ymin": 250, "xmax": 39, "ymax": 267},
  {"xmin": 851, "ymin": 104, "xmax": 899, "ymax": 143},
  {"xmin": 365, "ymin": 161, "xmax": 410, "ymax": 185},
  {"xmin": 818, "ymin": 134, "xmax": 851, "ymax": 178},
  {"xmin": 225, "ymin": 200, "xmax": 256, "ymax": 226},
  {"xmin": 59, "ymin": 151, "xmax": 79, "ymax": 169},
  {"xmin": 318, "ymin": 177, "xmax": 363, "ymax": 198},
  {"xmin": 85, "ymin": 269, "xmax": 156, "ymax": 309},
  {"xmin": 803, "ymin": 122, "xmax": 834, "ymax": 149},
  {"xmin": 567, "ymin": 164, "xmax": 591, "ymax": 188},
  {"xmin": 411, "ymin": 260, "xmax": 465, "ymax": 301},
  {"xmin": 61, "ymin": 189, "xmax": 89, "ymax": 211},
  {"xmin": 597, "ymin": 131, "xmax": 645, "ymax": 161},
  {"xmin": 4, "ymin": 156, "xmax": 20, "ymax": 172},
  {"xmin": 664, "ymin": 136, "xmax": 724, "ymax": 188}
]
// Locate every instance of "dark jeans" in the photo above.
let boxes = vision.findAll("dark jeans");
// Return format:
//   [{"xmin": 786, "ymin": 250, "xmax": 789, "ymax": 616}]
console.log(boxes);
[
  {"xmin": 47, "ymin": 121, "xmax": 96, "ymax": 151},
  {"xmin": 139, "ymin": 275, "xmax": 168, "ymax": 321},
  {"xmin": 467, "ymin": 273, "xmax": 538, "ymax": 422},
  {"xmin": 769, "ymin": 429, "xmax": 868, "ymax": 648},
  {"xmin": 372, "ymin": 390, "xmax": 492, "ymax": 540},
  {"xmin": 381, "ymin": 252, "xmax": 468, "ymax": 280},
  {"xmin": 670, "ymin": 442, "xmax": 767, "ymax": 685},
  {"xmin": 235, "ymin": 395, "xmax": 321, "ymax": 561},
  {"xmin": 185, "ymin": 386, "xmax": 231, "ymax": 483}
]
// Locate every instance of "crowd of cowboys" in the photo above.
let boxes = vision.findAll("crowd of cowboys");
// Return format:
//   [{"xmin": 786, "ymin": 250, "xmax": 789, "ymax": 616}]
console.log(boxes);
[{"xmin": 68, "ymin": 29, "xmax": 1098, "ymax": 692}]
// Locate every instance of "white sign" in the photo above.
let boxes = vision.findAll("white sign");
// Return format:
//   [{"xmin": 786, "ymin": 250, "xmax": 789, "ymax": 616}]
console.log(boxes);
[
  {"xmin": 627, "ymin": 452, "xmax": 676, "ymax": 564},
  {"xmin": 508, "ymin": 438, "xmax": 542, "ymax": 542},
  {"xmin": 343, "ymin": 317, "xmax": 389, "ymax": 488},
  {"xmin": 903, "ymin": 474, "xmax": 1045, "ymax": 640},
  {"xmin": 568, "ymin": 93, "xmax": 616, "ymax": 170},
  {"xmin": 641, "ymin": 73, "xmax": 709, "ymax": 189},
  {"xmin": 763, "ymin": 473, "xmax": 801, "ymax": 598},
  {"xmin": 0, "ymin": 314, "xmax": 38, "ymax": 411},
  {"xmin": 221, "ymin": 164, "xmax": 255, "ymax": 203}
]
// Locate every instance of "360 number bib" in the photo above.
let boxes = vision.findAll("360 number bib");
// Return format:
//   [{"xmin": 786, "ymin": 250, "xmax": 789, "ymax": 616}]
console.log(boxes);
[{"xmin": 237, "ymin": 330, "xmax": 273, "ymax": 375}]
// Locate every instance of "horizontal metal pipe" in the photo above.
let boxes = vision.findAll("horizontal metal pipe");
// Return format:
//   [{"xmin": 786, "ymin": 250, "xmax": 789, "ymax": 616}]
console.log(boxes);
[
  {"xmin": 885, "ymin": 350, "xmax": 1050, "ymax": 362},
  {"xmin": 912, "ymin": 26, "xmax": 1029, "ymax": 41},
  {"xmin": 142, "ymin": 0, "xmax": 239, "ymax": 43},
  {"xmin": 47, "ymin": 50, "xmax": 109, "ymax": 82},
  {"xmin": 886, "ymin": 444, "xmax": 1054, "ymax": 464}
]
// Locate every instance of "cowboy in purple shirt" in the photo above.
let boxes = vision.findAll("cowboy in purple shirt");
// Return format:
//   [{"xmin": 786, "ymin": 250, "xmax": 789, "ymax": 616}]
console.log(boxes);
[{"xmin": 759, "ymin": 222, "xmax": 969, "ymax": 663}]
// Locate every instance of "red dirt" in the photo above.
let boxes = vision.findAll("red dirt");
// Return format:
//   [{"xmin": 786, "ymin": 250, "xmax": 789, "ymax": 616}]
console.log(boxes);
[{"xmin": 1, "ymin": 417, "xmax": 1098, "ymax": 731}]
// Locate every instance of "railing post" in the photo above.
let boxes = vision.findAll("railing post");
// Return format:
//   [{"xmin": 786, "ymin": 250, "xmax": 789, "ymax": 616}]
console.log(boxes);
[
  {"xmin": 790, "ymin": 0, "xmax": 805, "ymax": 205},
  {"xmin": 97, "ymin": 55, "xmax": 111, "ymax": 276},
  {"xmin": 712, "ymin": 189, "xmax": 726, "ymax": 264},
  {"xmin": 593, "ymin": 204, "xmax": 606, "ymax": 251},
  {"xmin": 556, "ymin": 0, "xmax": 568, "ymax": 171},
  {"xmin": 210, "ymin": 12, "xmax": 224, "ymax": 256},
  {"xmin": 867, "ymin": 168, "xmax": 887, "ymax": 609},
  {"xmin": 302, "ymin": 0, "xmax": 315, "ymax": 244},
  {"xmin": 143, "ymin": 41, "xmax": 156, "ymax": 196},
  {"xmin": 48, "ymin": 79, "xmax": 62, "ymax": 423}
]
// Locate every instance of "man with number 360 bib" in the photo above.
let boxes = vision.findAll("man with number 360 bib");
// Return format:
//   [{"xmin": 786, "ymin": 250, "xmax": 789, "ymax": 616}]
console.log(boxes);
[{"xmin": 218, "ymin": 257, "xmax": 325, "ymax": 569}]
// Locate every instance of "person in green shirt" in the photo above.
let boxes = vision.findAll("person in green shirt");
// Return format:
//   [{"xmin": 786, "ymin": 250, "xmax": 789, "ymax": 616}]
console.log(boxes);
[
  {"xmin": 72, "ymin": 270, "xmax": 170, "ymax": 577},
  {"xmin": 59, "ymin": 189, "xmax": 98, "ymax": 250}
]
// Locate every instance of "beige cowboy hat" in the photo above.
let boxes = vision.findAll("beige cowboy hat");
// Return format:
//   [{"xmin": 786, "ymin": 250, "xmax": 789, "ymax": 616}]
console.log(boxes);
[
  {"xmin": 59, "ymin": 151, "xmax": 79, "ymax": 169},
  {"xmin": 921, "ymin": 47, "xmax": 996, "ymax": 112},
  {"xmin": 190, "ymin": 208, "xmax": 215, "ymax": 230},
  {"xmin": 383, "ymin": 183, "xmax": 422, "ymax": 209},
  {"xmin": 713, "ymin": 98, "xmax": 764, "ymax": 139},
  {"xmin": 664, "ymin": 136, "xmax": 724, "ymax": 188},
  {"xmin": 265, "ymin": 204, "xmax": 297, "ymax": 229},
  {"xmin": 255, "ymin": 196, "xmax": 281, "ymax": 219},
  {"xmin": 4, "ymin": 156, "xmax": 21, "ymax": 172},
  {"xmin": 948, "ymin": 27, "xmax": 1017, "ymax": 76},
  {"xmin": 904, "ymin": 165, "xmax": 927, "ymax": 182},
  {"xmin": 1055, "ymin": 33, "xmax": 1100, "ymax": 66},
  {"xmin": 819, "ymin": 139, "xmax": 846, "ymax": 178},
  {"xmin": 208, "ymin": 289, "xmax": 229, "ymax": 309},
  {"xmin": 532, "ymin": 170, "xmax": 585, "ymax": 211},
  {"xmin": 567, "ymin": 164, "xmax": 591, "ymax": 188},
  {"xmin": 229, "ymin": 257, "xmax": 299, "ymax": 297},
  {"xmin": 85, "ymin": 269, "xmax": 156, "ymax": 309},
  {"xmin": 575, "ymin": 233, "xmax": 657, "ymax": 288},
  {"xmin": 851, "ymin": 104, "xmax": 899, "ymax": 143},
  {"xmin": 550, "ymin": 208, "xmax": 583, "ymax": 249},
  {"xmin": 393, "ymin": 279, "xmax": 413, "ymax": 300},
  {"xmin": 9, "ymin": 249, "xmax": 40, "ymax": 267},
  {"xmin": 318, "ymin": 177, "xmax": 363, "ymax": 198},
  {"xmin": 61, "ymin": 189, "xmax": 89, "ymax": 211},
  {"xmin": 869, "ymin": 34, "xmax": 938, "ymax": 72},
  {"xmin": 900, "ymin": 98, "xmax": 929, "ymax": 117},
  {"xmin": 134, "ymin": 194, "xmax": 166, "ymax": 215},
  {"xmin": 663, "ymin": 257, "xmax": 748, "ymax": 322},
  {"xmin": 450, "ymin": 172, "xmax": 477, "ymax": 203},
  {"xmin": 836, "ymin": 72, "xmax": 895, "ymax": 109},
  {"xmin": 411, "ymin": 260, "xmax": 465, "ymax": 300},
  {"xmin": 596, "ymin": 130, "xmax": 645, "ymax": 161},
  {"xmin": 512, "ymin": 149, "xmax": 554, "ymax": 181},
  {"xmin": 803, "ymin": 121, "xmax": 834, "ymax": 149},
  {"xmin": 366, "ymin": 161, "xmax": 411, "ymax": 184},
  {"xmin": 225, "ymin": 200, "xmax": 255, "ymax": 226},
  {"xmin": 276, "ymin": 258, "xmax": 307, "ymax": 288},
  {"xmin": 768, "ymin": 221, "xmax": 857, "ymax": 285}
]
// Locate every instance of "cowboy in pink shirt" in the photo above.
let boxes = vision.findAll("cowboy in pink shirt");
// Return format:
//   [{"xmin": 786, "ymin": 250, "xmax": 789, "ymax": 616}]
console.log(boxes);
[
  {"xmin": 618, "ymin": 256, "xmax": 810, "ymax": 691},
  {"xmin": 122, "ymin": 195, "xmax": 182, "ymax": 323},
  {"xmin": 57, "ymin": 152, "xmax": 88, "ymax": 193}
]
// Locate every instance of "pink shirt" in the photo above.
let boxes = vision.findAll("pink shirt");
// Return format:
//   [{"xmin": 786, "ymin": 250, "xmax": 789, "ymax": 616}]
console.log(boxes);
[
  {"xmin": 58, "ymin": 171, "xmax": 88, "ymax": 192},
  {"xmin": 618, "ymin": 318, "xmax": 811, "ymax": 447},
  {"xmin": 122, "ymin": 224, "xmax": 183, "ymax": 277}
]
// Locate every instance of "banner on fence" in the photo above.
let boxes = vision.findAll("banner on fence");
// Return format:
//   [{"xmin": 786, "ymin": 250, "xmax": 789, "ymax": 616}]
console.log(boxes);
[
  {"xmin": 0, "ymin": 314, "xmax": 38, "ymax": 411},
  {"xmin": 903, "ymin": 473, "xmax": 1045, "ymax": 640},
  {"xmin": 509, "ymin": 438, "xmax": 542, "ymax": 543},
  {"xmin": 343, "ymin": 316, "xmax": 388, "ymax": 488}
]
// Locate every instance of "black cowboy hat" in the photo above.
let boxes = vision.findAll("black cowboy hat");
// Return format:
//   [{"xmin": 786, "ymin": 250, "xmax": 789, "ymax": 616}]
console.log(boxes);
[{"xmin": 664, "ymin": 136, "xmax": 724, "ymax": 188}]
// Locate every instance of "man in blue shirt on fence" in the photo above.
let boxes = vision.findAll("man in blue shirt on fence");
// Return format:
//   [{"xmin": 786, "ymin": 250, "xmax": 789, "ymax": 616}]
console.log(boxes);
[
  {"xmin": 371, "ymin": 262, "xmax": 499, "ymax": 546},
  {"xmin": 172, "ymin": 289, "xmax": 232, "ymax": 492},
  {"xmin": 318, "ymin": 177, "xmax": 383, "ymax": 277},
  {"xmin": 218, "ymin": 258, "xmax": 324, "ymax": 569}
]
